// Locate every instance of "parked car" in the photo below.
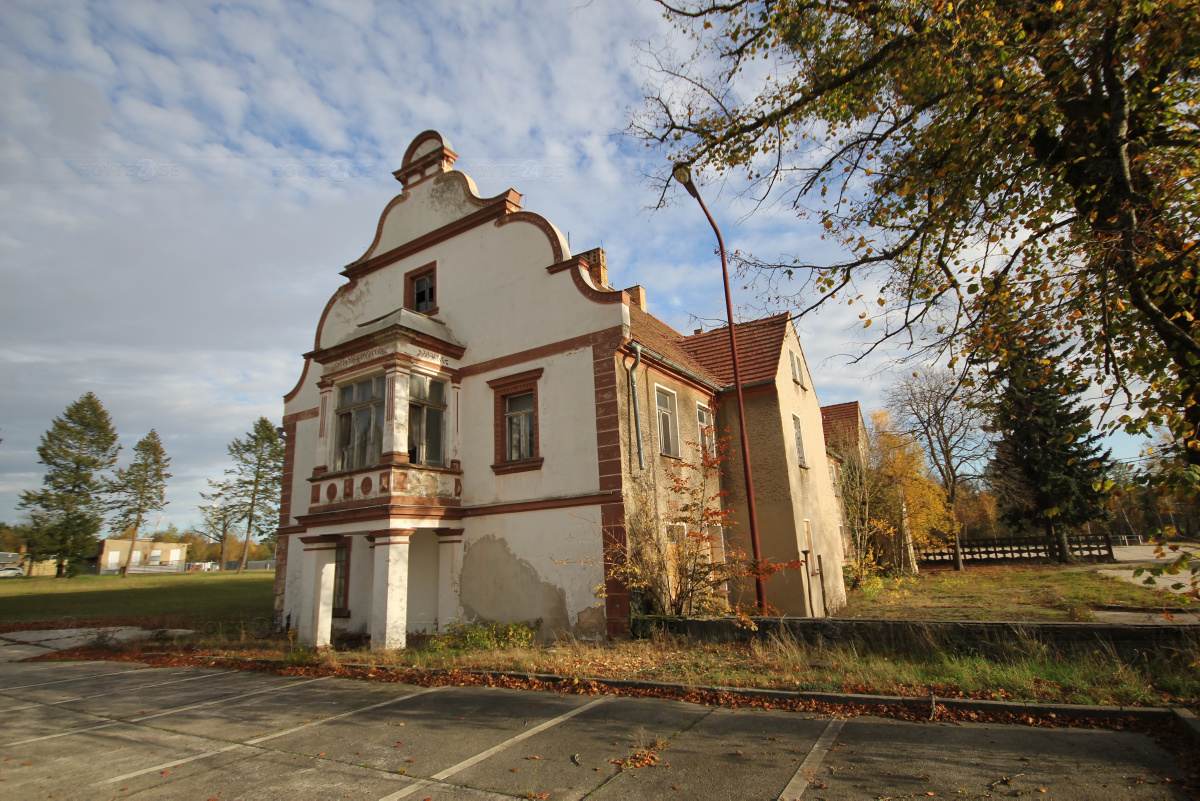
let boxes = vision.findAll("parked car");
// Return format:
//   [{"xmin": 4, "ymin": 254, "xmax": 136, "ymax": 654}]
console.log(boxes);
[{"xmin": 0, "ymin": 566, "xmax": 24, "ymax": 578}]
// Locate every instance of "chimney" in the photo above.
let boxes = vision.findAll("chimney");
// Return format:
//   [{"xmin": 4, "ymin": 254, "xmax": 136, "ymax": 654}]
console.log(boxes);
[
  {"xmin": 693, "ymin": 328, "xmax": 703, "ymax": 335},
  {"xmin": 626, "ymin": 285, "xmax": 647, "ymax": 311},
  {"xmin": 578, "ymin": 247, "xmax": 607, "ymax": 288}
]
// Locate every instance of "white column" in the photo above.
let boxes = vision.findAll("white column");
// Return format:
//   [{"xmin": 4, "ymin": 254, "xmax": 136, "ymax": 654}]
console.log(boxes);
[
  {"xmin": 383, "ymin": 366, "xmax": 411, "ymax": 463},
  {"xmin": 437, "ymin": 528, "xmax": 464, "ymax": 631},
  {"xmin": 371, "ymin": 530, "xmax": 413, "ymax": 650},
  {"xmin": 298, "ymin": 545, "xmax": 316, "ymax": 643},
  {"xmin": 316, "ymin": 384, "xmax": 334, "ymax": 471},
  {"xmin": 297, "ymin": 535, "xmax": 339, "ymax": 647}
]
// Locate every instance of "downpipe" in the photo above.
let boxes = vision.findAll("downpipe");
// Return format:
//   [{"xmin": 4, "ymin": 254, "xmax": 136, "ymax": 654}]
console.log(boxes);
[{"xmin": 628, "ymin": 343, "xmax": 646, "ymax": 470}]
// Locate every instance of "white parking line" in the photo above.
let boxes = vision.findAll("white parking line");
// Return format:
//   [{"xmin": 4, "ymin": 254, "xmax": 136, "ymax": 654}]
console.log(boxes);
[
  {"xmin": 0, "ymin": 665, "xmax": 147, "ymax": 690},
  {"xmin": 138, "ymin": 675, "xmax": 333, "ymax": 721},
  {"xmin": 245, "ymin": 685, "xmax": 444, "ymax": 745},
  {"xmin": 97, "ymin": 684, "xmax": 445, "ymax": 786},
  {"xmin": 377, "ymin": 696, "xmax": 611, "ymax": 801},
  {"xmin": 777, "ymin": 717, "xmax": 846, "ymax": 800},
  {"xmin": 2, "ymin": 676, "xmax": 332, "ymax": 747},
  {"xmin": 100, "ymin": 743, "xmax": 246, "ymax": 785},
  {"xmin": 4, "ymin": 671, "xmax": 233, "ymax": 712}
]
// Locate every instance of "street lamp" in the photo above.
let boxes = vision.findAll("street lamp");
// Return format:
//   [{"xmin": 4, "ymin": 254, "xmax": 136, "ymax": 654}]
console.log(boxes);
[{"xmin": 672, "ymin": 163, "xmax": 767, "ymax": 614}]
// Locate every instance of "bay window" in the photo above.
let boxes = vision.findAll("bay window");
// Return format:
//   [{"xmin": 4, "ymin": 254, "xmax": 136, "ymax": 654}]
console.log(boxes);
[
  {"xmin": 336, "ymin": 376, "xmax": 386, "ymax": 471},
  {"xmin": 408, "ymin": 373, "xmax": 446, "ymax": 467}
]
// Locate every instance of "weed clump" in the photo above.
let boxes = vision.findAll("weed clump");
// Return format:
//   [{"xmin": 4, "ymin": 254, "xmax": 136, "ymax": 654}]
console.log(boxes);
[{"xmin": 422, "ymin": 620, "xmax": 542, "ymax": 652}]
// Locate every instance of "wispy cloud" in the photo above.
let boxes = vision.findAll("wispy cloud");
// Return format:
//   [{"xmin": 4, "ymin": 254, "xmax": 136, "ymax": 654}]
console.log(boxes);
[{"xmin": 1, "ymin": 0, "xmax": 1137, "ymax": 529}]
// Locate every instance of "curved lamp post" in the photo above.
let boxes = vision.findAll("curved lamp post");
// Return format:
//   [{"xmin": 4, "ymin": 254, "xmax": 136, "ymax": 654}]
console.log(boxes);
[{"xmin": 672, "ymin": 164, "xmax": 767, "ymax": 614}]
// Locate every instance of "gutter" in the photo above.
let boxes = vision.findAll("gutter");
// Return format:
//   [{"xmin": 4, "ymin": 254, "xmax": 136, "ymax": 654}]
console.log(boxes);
[{"xmin": 627, "ymin": 341, "xmax": 723, "ymax": 392}]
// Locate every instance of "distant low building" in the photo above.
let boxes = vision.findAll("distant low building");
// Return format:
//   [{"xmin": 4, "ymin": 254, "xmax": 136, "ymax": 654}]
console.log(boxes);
[{"xmin": 96, "ymin": 539, "xmax": 189, "ymax": 574}]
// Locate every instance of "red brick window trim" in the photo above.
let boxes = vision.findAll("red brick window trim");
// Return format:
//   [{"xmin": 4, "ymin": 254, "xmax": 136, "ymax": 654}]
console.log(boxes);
[
  {"xmin": 488, "ymin": 367, "xmax": 544, "ymax": 474},
  {"xmin": 404, "ymin": 261, "xmax": 438, "ymax": 315}
]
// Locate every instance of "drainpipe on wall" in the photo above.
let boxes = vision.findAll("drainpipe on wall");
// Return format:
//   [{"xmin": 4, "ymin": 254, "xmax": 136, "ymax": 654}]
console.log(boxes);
[{"xmin": 628, "ymin": 343, "xmax": 646, "ymax": 470}]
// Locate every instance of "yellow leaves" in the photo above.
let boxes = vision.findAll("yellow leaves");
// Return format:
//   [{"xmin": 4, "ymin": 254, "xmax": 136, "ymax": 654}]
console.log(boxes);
[
  {"xmin": 1050, "ymin": 0, "xmax": 1064, "ymax": 10},
  {"xmin": 864, "ymin": 318, "xmax": 873, "ymax": 328},
  {"xmin": 992, "ymin": 77, "xmax": 1004, "ymax": 91}
]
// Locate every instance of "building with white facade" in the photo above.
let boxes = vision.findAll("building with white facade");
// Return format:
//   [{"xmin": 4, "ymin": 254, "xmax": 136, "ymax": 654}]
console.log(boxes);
[{"xmin": 275, "ymin": 131, "xmax": 846, "ymax": 648}]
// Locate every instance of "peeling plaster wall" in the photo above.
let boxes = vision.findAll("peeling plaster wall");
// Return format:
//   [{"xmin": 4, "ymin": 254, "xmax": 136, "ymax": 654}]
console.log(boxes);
[{"xmin": 460, "ymin": 508, "xmax": 606, "ymax": 640}]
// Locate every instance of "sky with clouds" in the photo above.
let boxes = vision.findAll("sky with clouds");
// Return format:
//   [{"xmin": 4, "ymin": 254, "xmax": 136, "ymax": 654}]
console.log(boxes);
[{"xmin": 0, "ymin": 0, "xmax": 1145, "ymax": 534}]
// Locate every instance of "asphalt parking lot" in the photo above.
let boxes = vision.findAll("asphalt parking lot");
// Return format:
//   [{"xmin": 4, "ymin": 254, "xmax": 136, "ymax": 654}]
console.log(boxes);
[{"xmin": 2, "ymin": 657, "xmax": 1193, "ymax": 800}]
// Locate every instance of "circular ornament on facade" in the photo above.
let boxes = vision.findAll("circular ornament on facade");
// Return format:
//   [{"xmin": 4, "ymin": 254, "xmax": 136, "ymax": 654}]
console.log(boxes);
[
  {"xmin": 360, "ymin": 476, "xmax": 373, "ymax": 495},
  {"xmin": 326, "ymin": 483, "xmax": 338, "ymax": 501}
]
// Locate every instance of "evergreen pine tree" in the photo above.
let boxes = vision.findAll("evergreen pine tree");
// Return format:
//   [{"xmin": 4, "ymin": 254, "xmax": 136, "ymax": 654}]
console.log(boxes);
[
  {"xmin": 987, "ymin": 335, "xmax": 1113, "ymax": 563},
  {"xmin": 219, "ymin": 418, "xmax": 284, "ymax": 574},
  {"xmin": 109, "ymin": 429, "xmax": 172, "ymax": 576},
  {"xmin": 18, "ymin": 393, "xmax": 120, "ymax": 577}
]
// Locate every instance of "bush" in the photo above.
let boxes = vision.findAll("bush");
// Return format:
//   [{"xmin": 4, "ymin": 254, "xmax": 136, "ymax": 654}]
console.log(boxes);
[{"xmin": 425, "ymin": 619, "xmax": 541, "ymax": 651}]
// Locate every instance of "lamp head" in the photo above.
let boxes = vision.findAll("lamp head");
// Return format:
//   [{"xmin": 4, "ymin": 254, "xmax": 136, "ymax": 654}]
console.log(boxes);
[{"xmin": 672, "ymin": 162, "xmax": 699, "ymax": 198}]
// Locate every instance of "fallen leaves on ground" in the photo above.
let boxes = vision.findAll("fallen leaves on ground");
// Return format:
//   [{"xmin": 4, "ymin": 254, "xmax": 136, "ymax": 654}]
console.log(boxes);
[{"xmin": 27, "ymin": 643, "xmax": 1200, "ymax": 794}]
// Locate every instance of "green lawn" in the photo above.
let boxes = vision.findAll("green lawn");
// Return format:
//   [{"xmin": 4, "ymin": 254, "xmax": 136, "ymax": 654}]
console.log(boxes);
[
  {"xmin": 837, "ymin": 564, "xmax": 1185, "ymax": 621},
  {"xmin": 0, "ymin": 571, "xmax": 274, "ymax": 628}
]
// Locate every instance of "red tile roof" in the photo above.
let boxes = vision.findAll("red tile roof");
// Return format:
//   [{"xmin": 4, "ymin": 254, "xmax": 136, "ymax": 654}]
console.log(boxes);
[
  {"xmin": 821, "ymin": 401, "xmax": 865, "ymax": 452},
  {"xmin": 677, "ymin": 313, "xmax": 791, "ymax": 387},
  {"xmin": 627, "ymin": 305, "xmax": 724, "ymax": 385}
]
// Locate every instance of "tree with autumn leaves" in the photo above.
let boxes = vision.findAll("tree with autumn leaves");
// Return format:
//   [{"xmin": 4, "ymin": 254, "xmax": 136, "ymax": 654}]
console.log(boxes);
[
  {"xmin": 633, "ymin": 0, "xmax": 1200, "ymax": 487},
  {"xmin": 608, "ymin": 422, "xmax": 801, "ymax": 618},
  {"xmin": 839, "ymin": 410, "xmax": 955, "ymax": 586}
]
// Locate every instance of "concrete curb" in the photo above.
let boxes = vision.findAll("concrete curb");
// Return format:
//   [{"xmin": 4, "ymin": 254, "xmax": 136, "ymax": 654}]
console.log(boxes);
[{"xmin": 202, "ymin": 655, "xmax": 1197, "ymax": 738}]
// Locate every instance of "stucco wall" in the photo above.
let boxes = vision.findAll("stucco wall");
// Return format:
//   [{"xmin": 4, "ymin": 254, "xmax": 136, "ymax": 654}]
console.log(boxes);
[
  {"xmin": 277, "ymin": 156, "xmax": 625, "ymax": 641},
  {"xmin": 774, "ymin": 326, "xmax": 848, "ymax": 612},
  {"xmin": 459, "ymin": 506, "xmax": 606, "ymax": 640},
  {"xmin": 615, "ymin": 352, "xmax": 718, "ymax": 532},
  {"xmin": 717, "ymin": 327, "xmax": 847, "ymax": 616},
  {"xmin": 458, "ymin": 347, "xmax": 601, "ymax": 506}
]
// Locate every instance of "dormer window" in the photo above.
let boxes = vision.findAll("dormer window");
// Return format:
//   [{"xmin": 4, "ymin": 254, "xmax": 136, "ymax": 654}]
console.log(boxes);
[
  {"xmin": 405, "ymin": 263, "xmax": 438, "ymax": 315},
  {"xmin": 336, "ymin": 376, "xmax": 386, "ymax": 471}
]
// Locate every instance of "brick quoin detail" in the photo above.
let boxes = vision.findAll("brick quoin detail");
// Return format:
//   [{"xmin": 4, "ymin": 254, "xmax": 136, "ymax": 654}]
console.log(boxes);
[
  {"xmin": 274, "ymin": 418, "xmax": 300, "ymax": 614},
  {"xmin": 593, "ymin": 339, "xmax": 629, "ymax": 637}
]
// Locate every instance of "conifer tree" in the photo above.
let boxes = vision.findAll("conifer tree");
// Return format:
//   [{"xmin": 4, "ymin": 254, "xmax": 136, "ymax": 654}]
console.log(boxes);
[
  {"xmin": 218, "ymin": 418, "xmax": 284, "ymax": 575},
  {"xmin": 18, "ymin": 393, "xmax": 120, "ymax": 577},
  {"xmin": 987, "ymin": 336, "xmax": 1113, "ymax": 563},
  {"xmin": 109, "ymin": 429, "xmax": 172, "ymax": 577}
]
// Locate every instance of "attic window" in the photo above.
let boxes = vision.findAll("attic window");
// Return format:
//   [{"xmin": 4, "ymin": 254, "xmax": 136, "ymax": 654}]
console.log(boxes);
[
  {"xmin": 405, "ymin": 263, "xmax": 438, "ymax": 315},
  {"xmin": 789, "ymin": 350, "xmax": 806, "ymax": 388}
]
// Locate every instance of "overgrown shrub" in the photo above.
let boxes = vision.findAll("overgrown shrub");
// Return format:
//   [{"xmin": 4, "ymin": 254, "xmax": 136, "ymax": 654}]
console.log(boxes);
[{"xmin": 425, "ymin": 619, "xmax": 541, "ymax": 651}]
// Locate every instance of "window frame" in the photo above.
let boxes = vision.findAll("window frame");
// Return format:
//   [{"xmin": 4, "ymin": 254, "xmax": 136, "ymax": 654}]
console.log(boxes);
[
  {"xmin": 696, "ymin": 402, "xmax": 715, "ymax": 458},
  {"xmin": 404, "ymin": 262, "xmax": 438, "ymax": 316},
  {"xmin": 792, "ymin": 413, "xmax": 808, "ymax": 469},
  {"xmin": 332, "ymin": 536, "xmax": 351, "ymax": 617},
  {"xmin": 407, "ymin": 372, "xmax": 448, "ymax": 467},
  {"xmin": 488, "ymin": 368, "xmax": 544, "ymax": 474},
  {"xmin": 655, "ymin": 384, "xmax": 681, "ymax": 458},
  {"xmin": 789, "ymin": 350, "xmax": 806, "ymax": 388},
  {"xmin": 334, "ymin": 374, "xmax": 387, "ymax": 473}
]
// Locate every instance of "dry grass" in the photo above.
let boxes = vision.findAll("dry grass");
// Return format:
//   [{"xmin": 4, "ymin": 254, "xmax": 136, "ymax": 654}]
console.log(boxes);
[
  {"xmin": 837, "ymin": 564, "xmax": 1185, "ymax": 621},
  {"xmin": 177, "ymin": 626, "xmax": 1200, "ymax": 709}
]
